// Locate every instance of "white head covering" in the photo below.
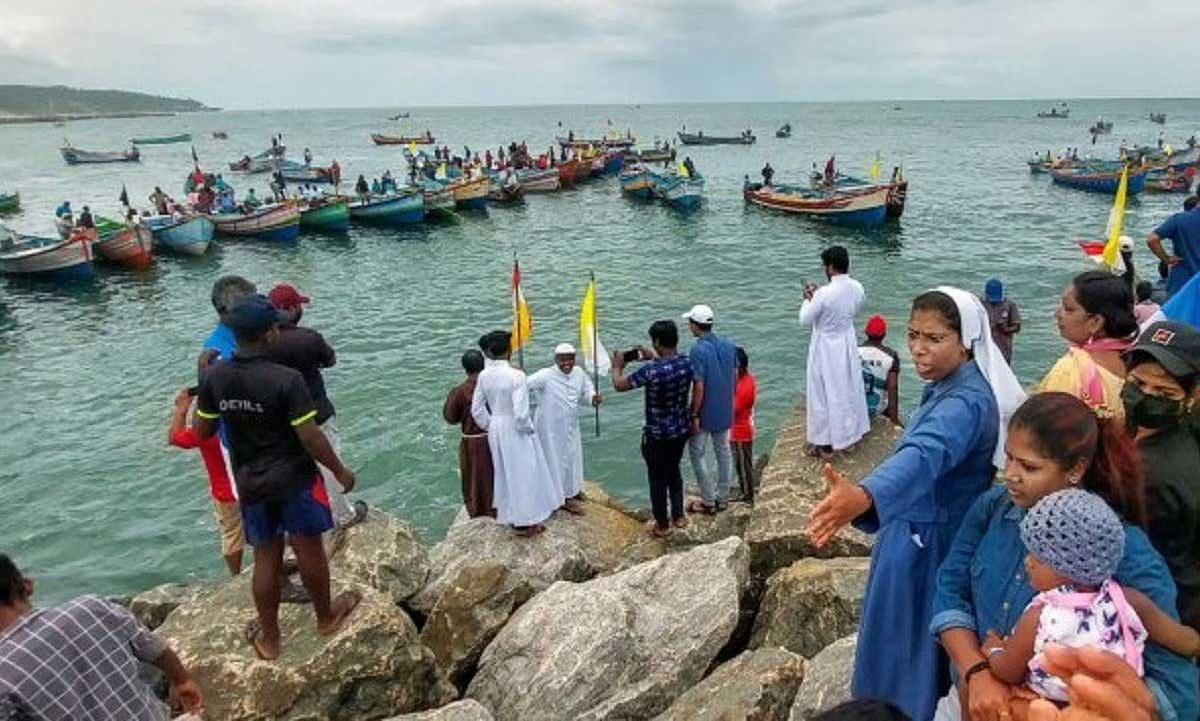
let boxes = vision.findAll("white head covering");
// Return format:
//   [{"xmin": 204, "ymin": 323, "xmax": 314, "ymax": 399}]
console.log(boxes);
[
  {"xmin": 554, "ymin": 342, "xmax": 576, "ymax": 356},
  {"xmin": 934, "ymin": 286, "xmax": 1027, "ymax": 468}
]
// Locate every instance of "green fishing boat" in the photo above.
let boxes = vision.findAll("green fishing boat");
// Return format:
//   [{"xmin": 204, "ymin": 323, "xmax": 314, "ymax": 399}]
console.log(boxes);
[
  {"xmin": 299, "ymin": 198, "xmax": 350, "ymax": 232},
  {"xmin": 131, "ymin": 133, "xmax": 192, "ymax": 145},
  {"xmin": 0, "ymin": 192, "xmax": 19, "ymax": 214}
]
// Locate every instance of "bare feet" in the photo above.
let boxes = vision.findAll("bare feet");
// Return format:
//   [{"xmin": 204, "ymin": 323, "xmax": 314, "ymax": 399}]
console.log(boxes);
[
  {"xmin": 245, "ymin": 619, "xmax": 280, "ymax": 661},
  {"xmin": 317, "ymin": 590, "xmax": 362, "ymax": 637}
]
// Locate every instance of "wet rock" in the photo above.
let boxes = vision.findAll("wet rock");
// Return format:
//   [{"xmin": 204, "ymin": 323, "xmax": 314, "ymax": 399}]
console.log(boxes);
[
  {"xmin": 788, "ymin": 634, "xmax": 858, "ymax": 720},
  {"xmin": 749, "ymin": 557, "xmax": 870, "ymax": 658},
  {"xmin": 467, "ymin": 537, "xmax": 750, "ymax": 721},
  {"xmin": 653, "ymin": 647, "xmax": 805, "ymax": 721},
  {"xmin": 383, "ymin": 700, "xmax": 493, "ymax": 721},
  {"xmin": 129, "ymin": 583, "xmax": 208, "ymax": 631}
]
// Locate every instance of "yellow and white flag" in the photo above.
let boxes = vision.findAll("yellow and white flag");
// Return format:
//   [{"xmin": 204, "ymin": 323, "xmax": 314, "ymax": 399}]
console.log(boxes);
[
  {"xmin": 510, "ymin": 259, "xmax": 533, "ymax": 354},
  {"xmin": 869, "ymin": 152, "xmax": 882, "ymax": 182},
  {"xmin": 1101, "ymin": 166, "xmax": 1129, "ymax": 271},
  {"xmin": 579, "ymin": 276, "xmax": 611, "ymax": 376}
]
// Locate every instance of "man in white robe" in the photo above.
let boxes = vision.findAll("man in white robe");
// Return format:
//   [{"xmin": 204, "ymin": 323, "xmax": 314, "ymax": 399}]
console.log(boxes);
[
  {"xmin": 799, "ymin": 245, "xmax": 870, "ymax": 454},
  {"xmin": 470, "ymin": 331, "xmax": 564, "ymax": 534},
  {"xmin": 527, "ymin": 343, "xmax": 601, "ymax": 511}
]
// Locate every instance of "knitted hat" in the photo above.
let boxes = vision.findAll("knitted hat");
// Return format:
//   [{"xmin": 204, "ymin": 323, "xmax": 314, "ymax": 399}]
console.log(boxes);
[{"xmin": 1020, "ymin": 489, "xmax": 1125, "ymax": 587}]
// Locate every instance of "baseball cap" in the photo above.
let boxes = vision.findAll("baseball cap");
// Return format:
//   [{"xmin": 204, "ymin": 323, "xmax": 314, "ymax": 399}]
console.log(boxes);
[
  {"xmin": 227, "ymin": 294, "xmax": 285, "ymax": 330},
  {"xmin": 984, "ymin": 278, "xmax": 1003, "ymax": 303},
  {"xmin": 1126, "ymin": 321, "xmax": 1200, "ymax": 379},
  {"xmin": 865, "ymin": 315, "xmax": 887, "ymax": 339},
  {"xmin": 554, "ymin": 343, "xmax": 576, "ymax": 355},
  {"xmin": 268, "ymin": 283, "xmax": 310, "ymax": 310},
  {"xmin": 682, "ymin": 304, "xmax": 715, "ymax": 325}
]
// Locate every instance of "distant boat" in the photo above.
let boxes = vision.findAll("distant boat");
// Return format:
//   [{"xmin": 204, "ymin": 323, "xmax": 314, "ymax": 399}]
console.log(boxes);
[
  {"xmin": 556, "ymin": 135, "xmax": 636, "ymax": 149},
  {"xmin": 1052, "ymin": 166, "xmax": 1146, "ymax": 194},
  {"xmin": 776, "ymin": 123, "xmax": 792, "ymax": 138},
  {"xmin": 0, "ymin": 227, "xmax": 93, "ymax": 280},
  {"xmin": 1037, "ymin": 108, "xmax": 1070, "ymax": 119},
  {"xmin": 0, "ymin": 192, "xmax": 19, "ymax": 214},
  {"xmin": 209, "ymin": 203, "xmax": 301, "ymax": 240},
  {"xmin": 275, "ymin": 160, "xmax": 334, "ymax": 184},
  {"xmin": 299, "ymin": 197, "xmax": 351, "ymax": 232},
  {"xmin": 1149, "ymin": 112, "xmax": 1167, "ymax": 125},
  {"xmin": 60, "ymin": 145, "xmax": 140, "ymax": 165},
  {"xmin": 132, "ymin": 133, "xmax": 192, "ymax": 145},
  {"xmin": 228, "ymin": 156, "xmax": 274, "ymax": 174},
  {"xmin": 515, "ymin": 168, "xmax": 560, "ymax": 193},
  {"xmin": 371, "ymin": 132, "xmax": 434, "ymax": 145},
  {"xmin": 743, "ymin": 182, "xmax": 890, "ymax": 228},
  {"xmin": 654, "ymin": 172, "xmax": 704, "ymax": 209},
  {"xmin": 622, "ymin": 146, "xmax": 673, "ymax": 163},
  {"xmin": 1089, "ymin": 117, "xmax": 1114, "ymax": 135},
  {"xmin": 144, "ymin": 215, "xmax": 214, "ymax": 255},
  {"xmin": 677, "ymin": 131, "xmax": 755, "ymax": 146},
  {"xmin": 389, "ymin": 112, "xmax": 411, "ymax": 120},
  {"xmin": 212, "ymin": 131, "xmax": 229, "ymax": 140}
]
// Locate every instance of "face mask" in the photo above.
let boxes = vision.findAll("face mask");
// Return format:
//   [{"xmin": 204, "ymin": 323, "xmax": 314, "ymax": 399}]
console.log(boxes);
[{"xmin": 1121, "ymin": 383, "xmax": 1186, "ymax": 430}]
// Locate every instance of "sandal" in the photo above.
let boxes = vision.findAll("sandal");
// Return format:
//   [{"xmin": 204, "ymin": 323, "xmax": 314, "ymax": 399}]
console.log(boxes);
[
  {"xmin": 644, "ymin": 520, "xmax": 671, "ymax": 538},
  {"xmin": 672, "ymin": 517, "xmax": 690, "ymax": 529},
  {"xmin": 244, "ymin": 619, "xmax": 279, "ymax": 661},
  {"xmin": 319, "ymin": 590, "xmax": 362, "ymax": 637},
  {"xmin": 339, "ymin": 500, "xmax": 369, "ymax": 529},
  {"xmin": 686, "ymin": 500, "xmax": 716, "ymax": 516}
]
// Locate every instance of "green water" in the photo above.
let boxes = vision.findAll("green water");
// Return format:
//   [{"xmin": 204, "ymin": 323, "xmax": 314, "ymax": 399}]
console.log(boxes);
[{"xmin": 1, "ymin": 100, "xmax": 1196, "ymax": 602}]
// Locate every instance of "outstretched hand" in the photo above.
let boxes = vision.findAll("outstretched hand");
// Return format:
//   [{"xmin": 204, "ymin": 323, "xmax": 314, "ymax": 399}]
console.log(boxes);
[
  {"xmin": 1026, "ymin": 645, "xmax": 1156, "ymax": 721},
  {"xmin": 807, "ymin": 464, "xmax": 872, "ymax": 548}
]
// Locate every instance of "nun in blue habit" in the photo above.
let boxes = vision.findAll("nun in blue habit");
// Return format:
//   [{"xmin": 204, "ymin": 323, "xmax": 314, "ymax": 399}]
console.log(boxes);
[{"xmin": 808, "ymin": 286, "xmax": 1026, "ymax": 721}]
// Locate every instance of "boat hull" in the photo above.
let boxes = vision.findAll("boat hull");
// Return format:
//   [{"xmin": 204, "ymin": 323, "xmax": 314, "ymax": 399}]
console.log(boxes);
[
  {"xmin": 558, "ymin": 159, "xmax": 582, "ymax": 187},
  {"xmin": 450, "ymin": 177, "xmax": 490, "ymax": 209},
  {"xmin": 1051, "ymin": 168, "xmax": 1147, "ymax": 194},
  {"xmin": 677, "ymin": 132, "xmax": 755, "ymax": 146},
  {"xmin": 0, "ymin": 192, "xmax": 18, "ymax": 213},
  {"xmin": 744, "ymin": 185, "xmax": 889, "ymax": 228},
  {"xmin": 132, "ymin": 133, "xmax": 192, "ymax": 145},
  {"xmin": 348, "ymin": 194, "xmax": 425, "ymax": 225},
  {"xmin": 655, "ymin": 175, "xmax": 705, "ymax": 209},
  {"xmin": 421, "ymin": 185, "xmax": 456, "ymax": 213},
  {"xmin": 210, "ymin": 204, "xmax": 302, "ymax": 240},
  {"xmin": 92, "ymin": 219, "xmax": 154, "ymax": 270},
  {"xmin": 517, "ymin": 169, "xmax": 560, "ymax": 193},
  {"xmin": 556, "ymin": 136, "xmax": 636, "ymax": 149},
  {"xmin": 0, "ymin": 233, "xmax": 93, "ymax": 279},
  {"xmin": 371, "ymin": 133, "xmax": 435, "ymax": 145},
  {"xmin": 619, "ymin": 169, "xmax": 656, "ymax": 198},
  {"xmin": 300, "ymin": 199, "xmax": 351, "ymax": 232},
  {"xmin": 60, "ymin": 147, "xmax": 139, "ymax": 165},
  {"xmin": 147, "ymin": 216, "xmax": 214, "ymax": 255}
]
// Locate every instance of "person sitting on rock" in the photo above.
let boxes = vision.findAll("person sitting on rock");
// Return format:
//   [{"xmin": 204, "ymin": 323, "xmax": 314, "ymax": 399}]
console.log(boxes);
[{"xmin": 0, "ymin": 554, "xmax": 205, "ymax": 719}]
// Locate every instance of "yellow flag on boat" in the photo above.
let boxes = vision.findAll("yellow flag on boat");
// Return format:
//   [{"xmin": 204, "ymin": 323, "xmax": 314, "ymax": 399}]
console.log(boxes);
[
  {"xmin": 510, "ymin": 258, "xmax": 533, "ymax": 353},
  {"xmin": 407, "ymin": 141, "xmax": 417, "ymax": 155},
  {"xmin": 435, "ymin": 163, "xmax": 447, "ymax": 181},
  {"xmin": 869, "ymin": 153, "xmax": 882, "ymax": 182},
  {"xmin": 679, "ymin": 162, "xmax": 690, "ymax": 178},
  {"xmin": 1101, "ymin": 166, "xmax": 1129, "ymax": 270},
  {"xmin": 579, "ymin": 276, "xmax": 611, "ymax": 376},
  {"xmin": 1164, "ymin": 144, "xmax": 1173, "ymax": 156}
]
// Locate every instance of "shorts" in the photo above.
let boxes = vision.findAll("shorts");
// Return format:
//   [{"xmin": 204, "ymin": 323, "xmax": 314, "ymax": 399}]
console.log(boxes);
[
  {"xmin": 212, "ymin": 500, "xmax": 245, "ymax": 557},
  {"xmin": 241, "ymin": 476, "xmax": 333, "ymax": 547}
]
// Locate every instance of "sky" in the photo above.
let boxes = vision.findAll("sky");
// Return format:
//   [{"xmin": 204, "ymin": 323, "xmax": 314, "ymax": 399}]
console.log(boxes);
[{"xmin": 2, "ymin": 0, "xmax": 1199, "ymax": 109}]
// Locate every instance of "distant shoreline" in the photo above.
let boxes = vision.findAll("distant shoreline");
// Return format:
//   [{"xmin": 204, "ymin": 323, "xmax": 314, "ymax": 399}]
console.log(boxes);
[{"xmin": 0, "ymin": 109, "xmax": 221, "ymax": 126}]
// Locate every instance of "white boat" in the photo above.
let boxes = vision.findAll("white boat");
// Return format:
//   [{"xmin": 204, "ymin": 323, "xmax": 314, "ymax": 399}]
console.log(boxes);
[
  {"xmin": 0, "ymin": 227, "xmax": 93, "ymax": 280},
  {"xmin": 144, "ymin": 215, "xmax": 215, "ymax": 256}
]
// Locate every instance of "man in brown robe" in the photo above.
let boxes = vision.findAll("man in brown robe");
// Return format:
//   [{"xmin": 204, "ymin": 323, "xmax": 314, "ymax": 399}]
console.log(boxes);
[{"xmin": 442, "ymin": 350, "xmax": 495, "ymax": 517}]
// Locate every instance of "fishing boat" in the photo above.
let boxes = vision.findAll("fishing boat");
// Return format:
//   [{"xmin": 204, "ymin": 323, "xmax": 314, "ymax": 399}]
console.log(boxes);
[
  {"xmin": 1036, "ymin": 108, "xmax": 1070, "ymax": 119},
  {"xmin": 677, "ymin": 131, "xmax": 756, "ymax": 146},
  {"xmin": 1089, "ymin": 117, "xmax": 1114, "ymax": 135},
  {"xmin": 209, "ymin": 203, "xmax": 302, "ymax": 240},
  {"xmin": 228, "ymin": 156, "xmax": 274, "ymax": 173},
  {"xmin": 0, "ymin": 192, "xmax": 18, "ymax": 214},
  {"xmin": 557, "ymin": 158, "xmax": 582, "ymax": 187},
  {"xmin": 348, "ymin": 191, "xmax": 425, "ymax": 225},
  {"xmin": 587, "ymin": 153, "xmax": 607, "ymax": 176},
  {"xmin": 1149, "ymin": 113, "xmax": 1167, "ymax": 125},
  {"xmin": 0, "ymin": 227, "xmax": 93, "ymax": 280},
  {"xmin": 275, "ymin": 160, "xmax": 334, "ymax": 184},
  {"xmin": 1051, "ymin": 166, "xmax": 1146, "ymax": 194},
  {"xmin": 299, "ymin": 197, "xmax": 350, "ymax": 232},
  {"xmin": 487, "ymin": 173, "xmax": 524, "ymax": 203},
  {"xmin": 389, "ymin": 112, "xmax": 411, "ymax": 120},
  {"xmin": 622, "ymin": 147, "xmax": 673, "ymax": 163},
  {"xmin": 60, "ymin": 145, "xmax": 140, "ymax": 165},
  {"xmin": 420, "ymin": 182, "xmax": 455, "ymax": 214},
  {"xmin": 254, "ymin": 145, "xmax": 286, "ymax": 159},
  {"xmin": 371, "ymin": 132, "xmax": 435, "ymax": 145},
  {"xmin": 602, "ymin": 150, "xmax": 625, "ymax": 175},
  {"xmin": 776, "ymin": 123, "xmax": 793, "ymax": 138},
  {"xmin": 515, "ymin": 168, "xmax": 559, "ymax": 193},
  {"xmin": 449, "ymin": 176, "xmax": 490, "ymax": 210},
  {"xmin": 212, "ymin": 131, "xmax": 228, "ymax": 140},
  {"xmin": 743, "ymin": 182, "xmax": 890, "ymax": 228},
  {"xmin": 619, "ymin": 165, "xmax": 657, "ymax": 199},
  {"xmin": 654, "ymin": 172, "xmax": 704, "ymax": 209},
  {"xmin": 555, "ymin": 136, "xmax": 636, "ymax": 149},
  {"xmin": 1144, "ymin": 168, "xmax": 1195, "ymax": 194},
  {"xmin": 144, "ymin": 214, "xmax": 215, "ymax": 255},
  {"xmin": 131, "ymin": 133, "xmax": 192, "ymax": 145},
  {"xmin": 823, "ymin": 174, "xmax": 910, "ymax": 219},
  {"xmin": 90, "ymin": 217, "xmax": 154, "ymax": 270}
]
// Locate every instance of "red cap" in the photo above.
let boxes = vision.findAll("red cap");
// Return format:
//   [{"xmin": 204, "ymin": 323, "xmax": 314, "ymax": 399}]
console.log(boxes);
[
  {"xmin": 865, "ymin": 314, "xmax": 887, "ymax": 339},
  {"xmin": 268, "ymin": 283, "xmax": 310, "ymax": 310}
]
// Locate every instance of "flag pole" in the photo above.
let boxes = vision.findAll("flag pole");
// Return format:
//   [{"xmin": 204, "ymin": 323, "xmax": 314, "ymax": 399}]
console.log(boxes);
[
  {"xmin": 591, "ymin": 271, "xmax": 600, "ymax": 437},
  {"xmin": 513, "ymin": 254, "xmax": 524, "ymax": 371}
]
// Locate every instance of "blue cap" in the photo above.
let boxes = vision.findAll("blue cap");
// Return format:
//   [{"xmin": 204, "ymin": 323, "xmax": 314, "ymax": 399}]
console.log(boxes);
[
  {"xmin": 227, "ymin": 294, "xmax": 284, "ymax": 331},
  {"xmin": 985, "ymin": 278, "xmax": 1003, "ymax": 303}
]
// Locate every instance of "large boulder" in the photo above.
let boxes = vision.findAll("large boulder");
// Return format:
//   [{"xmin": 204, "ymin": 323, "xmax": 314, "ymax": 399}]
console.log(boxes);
[
  {"xmin": 789, "ymin": 634, "xmax": 858, "ymax": 721},
  {"xmin": 749, "ymin": 557, "xmax": 870, "ymax": 659},
  {"xmin": 328, "ymin": 507, "xmax": 431, "ymax": 605},
  {"xmin": 746, "ymin": 405, "xmax": 898, "ymax": 581},
  {"xmin": 157, "ymin": 574, "xmax": 454, "ymax": 720},
  {"xmin": 666, "ymin": 498, "xmax": 754, "ymax": 551},
  {"xmin": 129, "ymin": 582, "xmax": 210, "ymax": 631},
  {"xmin": 467, "ymin": 537, "xmax": 751, "ymax": 721},
  {"xmin": 383, "ymin": 700, "xmax": 494, "ymax": 721},
  {"xmin": 653, "ymin": 647, "xmax": 805, "ymax": 721}
]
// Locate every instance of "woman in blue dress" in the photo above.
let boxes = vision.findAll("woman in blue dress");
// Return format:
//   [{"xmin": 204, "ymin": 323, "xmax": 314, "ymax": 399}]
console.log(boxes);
[{"xmin": 810, "ymin": 287, "xmax": 1026, "ymax": 721}]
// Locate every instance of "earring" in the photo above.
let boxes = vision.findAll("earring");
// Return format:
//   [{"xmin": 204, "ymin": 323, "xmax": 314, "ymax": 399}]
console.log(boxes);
[{"xmin": 1068, "ymin": 476, "xmax": 1079, "ymax": 486}]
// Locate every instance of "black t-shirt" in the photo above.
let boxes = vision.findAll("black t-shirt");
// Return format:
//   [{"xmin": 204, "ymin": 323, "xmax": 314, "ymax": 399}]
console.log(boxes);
[
  {"xmin": 267, "ymin": 325, "xmax": 336, "ymax": 424},
  {"xmin": 197, "ymin": 352, "xmax": 318, "ymax": 504},
  {"xmin": 1139, "ymin": 423, "xmax": 1200, "ymax": 629}
]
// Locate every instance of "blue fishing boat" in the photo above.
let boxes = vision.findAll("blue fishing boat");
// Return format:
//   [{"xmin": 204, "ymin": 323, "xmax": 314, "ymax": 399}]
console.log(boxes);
[
  {"xmin": 619, "ymin": 166, "xmax": 657, "ymax": 199},
  {"xmin": 348, "ymin": 191, "xmax": 425, "ymax": 225},
  {"xmin": 744, "ymin": 182, "xmax": 890, "ymax": 228},
  {"xmin": 603, "ymin": 151, "xmax": 625, "ymax": 175},
  {"xmin": 0, "ymin": 227, "xmax": 93, "ymax": 280},
  {"xmin": 144, "ymin": 215, "xmax": 214, "ymax": 256},
  {"xmin": 209, "ymin": 203, "xmax": 301, "ymax": 241},
  {"xmin": 654, "ymin": 172, "xmax": 705, "ymax": 209},
  {"xmin": 1051, "ymin": 166, "xmax": 1147, "ymax": 194}
]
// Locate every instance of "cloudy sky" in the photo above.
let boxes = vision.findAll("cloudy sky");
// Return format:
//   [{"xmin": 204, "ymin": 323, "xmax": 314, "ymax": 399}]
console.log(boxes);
[{"xmin": 2, "ymin": 0, "xmax": 1198, "ymax": 109}]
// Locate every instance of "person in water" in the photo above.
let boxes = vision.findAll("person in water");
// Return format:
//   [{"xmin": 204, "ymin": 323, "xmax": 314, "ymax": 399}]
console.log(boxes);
[{"xmin": 761, "ymin": 162, "xmax": 775, "ymax": 186}]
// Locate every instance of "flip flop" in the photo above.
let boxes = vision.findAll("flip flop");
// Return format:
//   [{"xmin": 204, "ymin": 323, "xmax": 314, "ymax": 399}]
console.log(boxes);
[
  {"xmin": 244, "ymin": 619, "xmax": 279, "ymax": 661},
  {"xmin": 319, "ymin": 590, "xmax": 362, "ymax": 637},
  {"xmin": 672, "ymin": 517, "xmax": 690, "ymax": 529},
  {"xmin": 340, "ymin": 500, "xmax": 369, "ymax": 529},
  {"xmin": 686, "ymin": 500, "xmax": 716, "ymax": 516},
  {"xmin": 644, "ymin": 520, "xmax": 671, "ymax": 538}
]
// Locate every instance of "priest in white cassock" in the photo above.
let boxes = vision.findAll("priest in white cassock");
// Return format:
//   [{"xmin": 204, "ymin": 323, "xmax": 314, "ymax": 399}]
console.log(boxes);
[
  {"xmin": 799, "ymin": 245, "xmax": 870, "ymax": 456},
  {"xmin": 470, "ymin": 330, "xmax": 564, "ymax": 536},
  {"xmin": 528, "ymin": 343, "xmax": 602, "ymax": 513}
]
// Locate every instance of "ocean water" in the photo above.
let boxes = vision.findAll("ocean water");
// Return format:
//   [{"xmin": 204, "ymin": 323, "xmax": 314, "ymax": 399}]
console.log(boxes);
[{"xmin": 1, "ymin": 99, "xmax": 1196, "ymax": 602}]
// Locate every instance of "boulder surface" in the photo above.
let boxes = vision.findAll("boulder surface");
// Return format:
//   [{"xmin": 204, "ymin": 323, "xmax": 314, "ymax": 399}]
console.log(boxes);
[
  {"xmin": 383, "ymin": 700, "xmax": 494, "ymax": 721},
  {"xmin": 653, "ymin": 647, "xmax": 805, "ymax": 721},
  {"xmin": 789, "ymin": 634, "xmax": 858, "ymax": 720},
  {"xmin": 749, "ymin": 557, "xmax": 870, "ymax": 658}
]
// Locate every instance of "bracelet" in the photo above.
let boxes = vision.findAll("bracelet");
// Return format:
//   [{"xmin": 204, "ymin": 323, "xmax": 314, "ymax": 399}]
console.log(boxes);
[{"xmin": 963, "ymin": 660, "xmax": 991, "ymax": 684}]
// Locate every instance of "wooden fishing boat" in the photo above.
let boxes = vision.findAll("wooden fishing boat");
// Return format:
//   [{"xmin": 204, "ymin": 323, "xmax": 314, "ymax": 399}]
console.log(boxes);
[
  {"xmin": 677, "ymin": 131, "xmax": 755, "ymax": 146},
  {"xmin": 348, "ymin": 192, "xmax": 425, "ymax": 225},
  {"xmin": 1036, "ymin": 109, "xmax": 1070, "ymax": 118},
  {"xmin": 1149, "ymin": 113, "xmax": 1166, "ymax": 125},
  {"xmin": 131, "ymin": 133, "xmax": 192, "ymax": 145},
  {"xmin": 825, "ymin": 175, "xmax": 910, "ymax": 219},
  {"xmin": 299, "ymin": 198, "xmax": 350, "ymax": 232},
  {"xmin": 555, "ymin": 136, "xmax": 636, "ymax": 149},
  {"xmin": 1144, "ymin": 168, "xmax": 1195, "ymax": 194},
  {"xmin": 0, "ymin": 192, "xmax": 18, "ymax": 214},
  {"xmin": 276, "ymin": 160, "xmax": 334, "ymax": 184},
  {"xmin": 557, "ymin": 158, "xmax": 582, "ymax": 187},
  {"xmin": 0, "ymin": 227, "xmax": 93, "ymax": 280},
  {"xmin": 209, "ymin": 203, "xmax": 302, "ymax": 240},
  {"xmin": 1089, "ymin": 118, "xmax": 1113, "ymax": 135},
  {"xmin": 619, "ymin": 166, "xmax": 657, "ymax": 199},
  {"xmin": 743, "ymin": 183, "xmax": 890, "ymax": 228},
  {"xmin": 622, "ymin": 147, "xmax": 673, "ymax": 163},
  {"xmin": 60, "ymin": 146, "xmax": 140, "ymax": 165},
  {"xmin": 212, "ymin": 131, "xmax": 229, "ymax": 139},
  {"xmin": 654, "ymin": 173, "xmax": 704, "ymax": 209},
  {"xmin": 1051, "ymin": 166, "xmax": 1146, "ymax": 194},
  {"xmin": 587, "ymin": 154, "xmax": 606, "ymax": 175},
  {"xmin": 228, "ymin": 157, "xmax": 274, "ymax": 173},
  {"xmin": 90, "ymin": 217, "xmax": 154, "ymax": 270},
  {"xmin": 776, "ymin": 123, "xmax": 792, "ymax": 138},
  {"xmin": 144, "ymin": 214, "xmax": 214, "ymax": 255},
  {"xmin": 449, "ymin": 176, "xmax": 490, "ymax": 210},
  {"xmin": 602, "ymin": 150, "xmax": 625, "ymax": 175},
  {"xmin": 371, "ymin": 132, "xmax": 435, "ymax": 145},
  {"xmin": 420, "ymin": 182, "xmax": 455, "ymax": 214},
  {"xmin": 487, "ymin": 174, "xmax": 524, "ymax": 203},
  {"xmin": 516, "ymin": 168, "xmax": 559, "ymax": 193}
]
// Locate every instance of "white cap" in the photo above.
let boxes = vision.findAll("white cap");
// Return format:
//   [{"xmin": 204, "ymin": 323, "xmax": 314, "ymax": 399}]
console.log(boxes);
[
  {"xmin": 1119, "ymin": 235, "xmax": 1133, "ymax": 252},
  {"xmin": 682, "ymin": 304, "xmax": 715, "ymax": 325},
  {"xmin": 554, "ymin": 342, "xmax": 576, "ymax": 355}
]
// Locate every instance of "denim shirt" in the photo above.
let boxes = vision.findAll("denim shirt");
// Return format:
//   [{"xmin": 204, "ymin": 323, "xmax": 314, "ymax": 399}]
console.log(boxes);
[{"xmin": 931, "ymin": 485, "xmax": 1199, "ymax": 721}]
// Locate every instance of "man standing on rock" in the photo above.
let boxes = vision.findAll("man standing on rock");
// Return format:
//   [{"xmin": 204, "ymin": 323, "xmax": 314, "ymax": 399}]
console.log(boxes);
[
  {"xmin": 527, "ymin": 342, "xmax": 601, "ymax": 513},
  {"xmin": 267, "ymin": 283, "xmax": 367, "ymax": 530},
  {"xmin": 442, "ymin": 349, "xmax": 495, "ymax": 518},
  {"xmin": 195, "ymin": 294, "xmax": 361, "ymax": 660},
  {"xmin": 471, "ymin": 330, "xmax": 564, "ymax": 537},
  {"xmin": 682, "ymin": 304, "xmax": 738, "ymax": 514},
  {"xmin": 0, "ymin": 554, "xmax": 205, "ymax": 719},
  {"xmin": 799, "ymin": 246, "xmax": 869, "ymax": 457}
]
